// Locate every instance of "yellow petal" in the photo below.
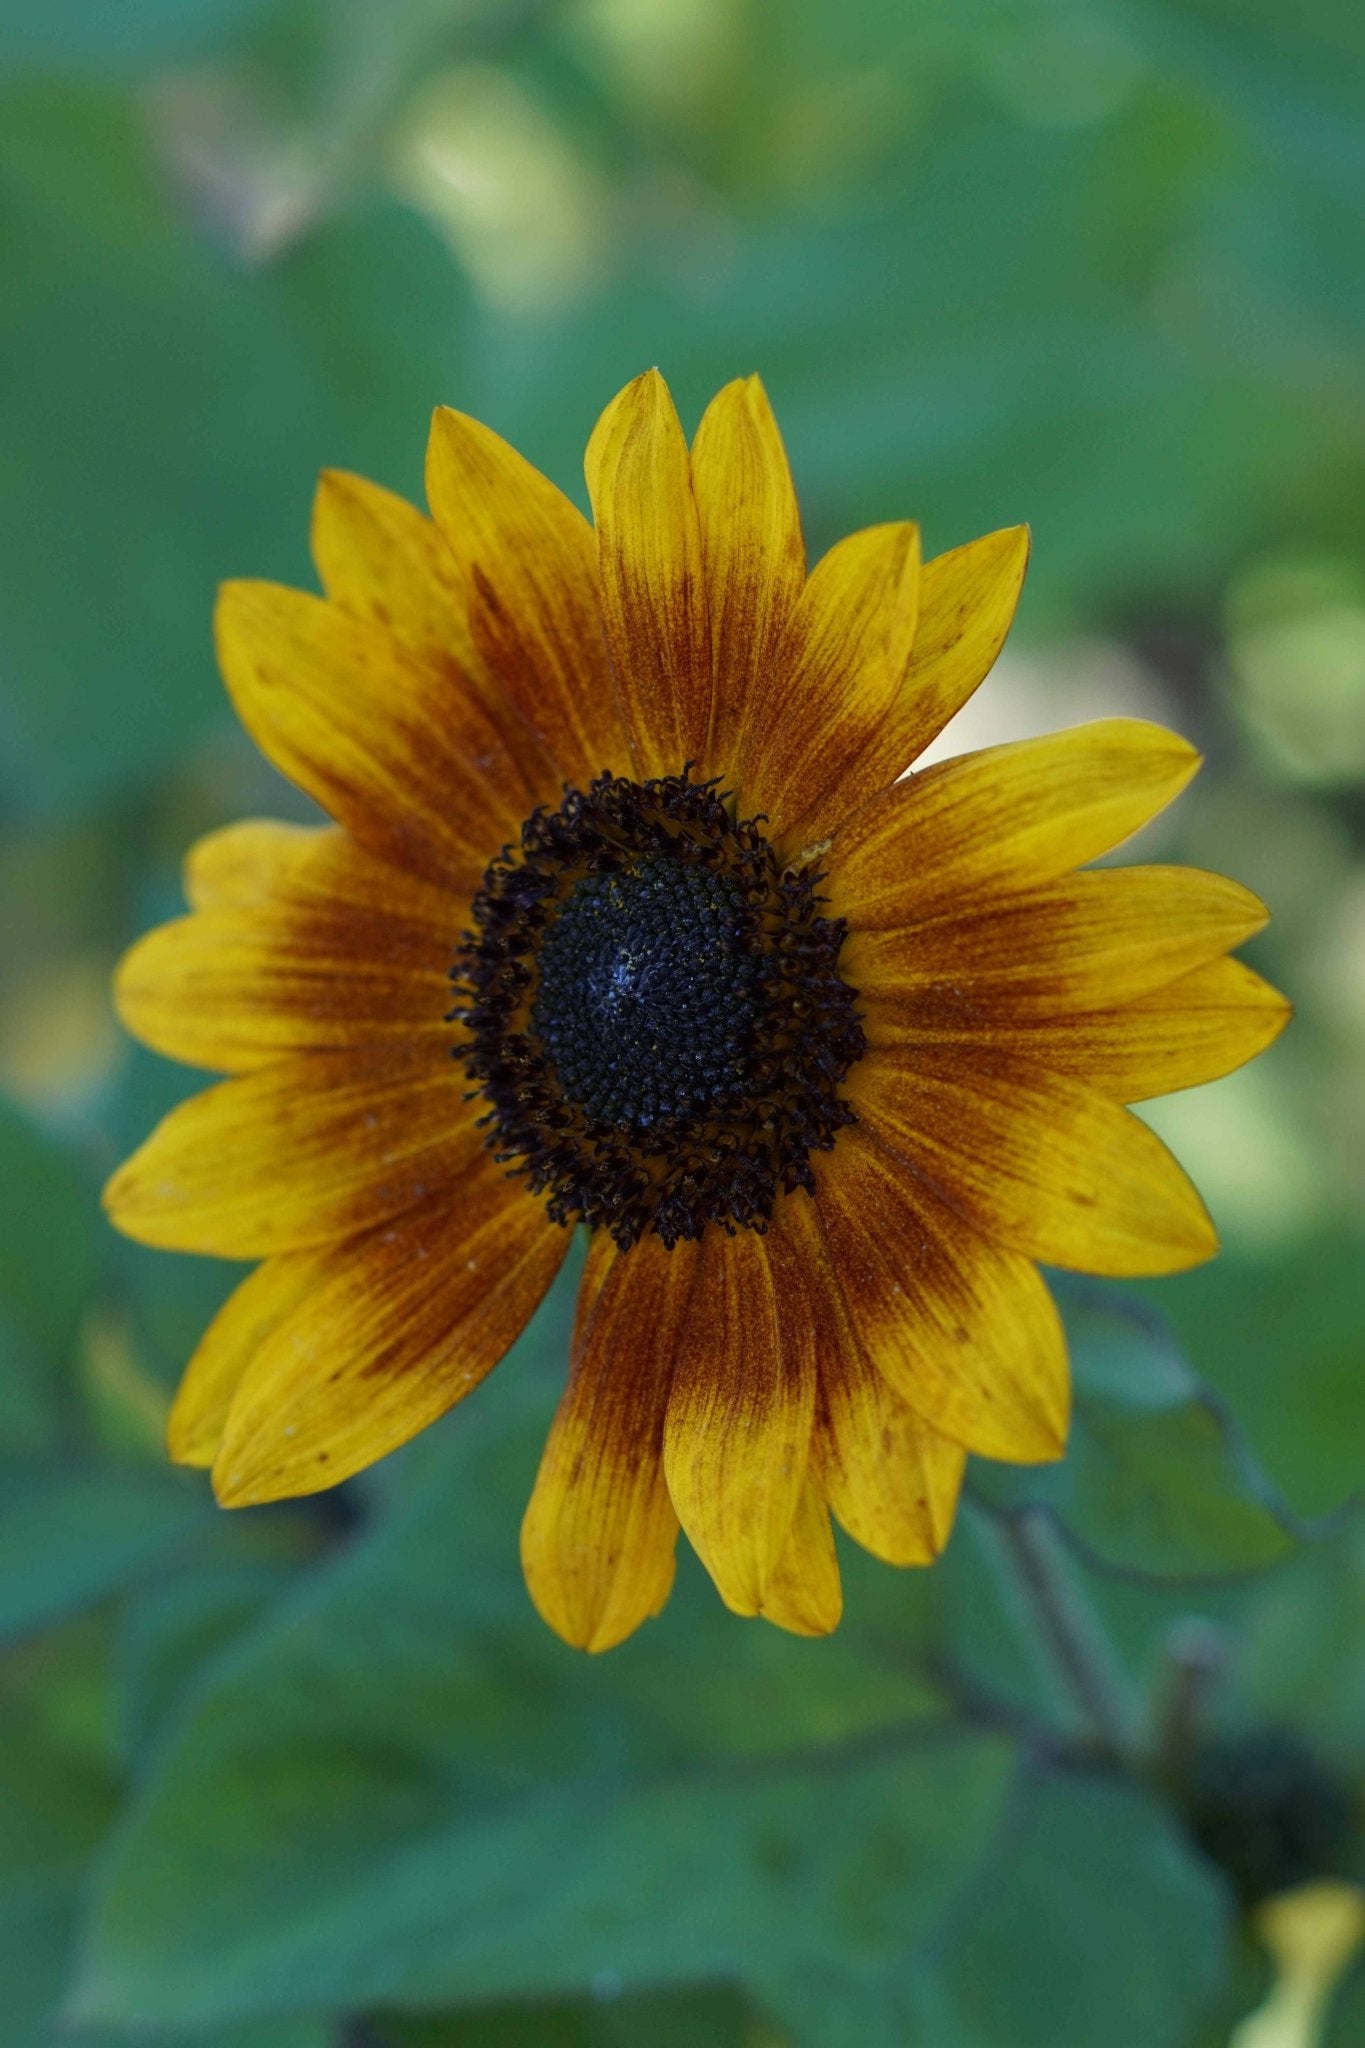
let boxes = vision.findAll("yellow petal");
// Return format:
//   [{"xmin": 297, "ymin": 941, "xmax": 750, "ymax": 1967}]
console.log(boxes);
[
  {"xmin": 1032, "ymin": 955, "xmax": 1292, "ymax": 1101},
  {"xmin": 755, "ymin": 1480, "xmax": 843, "ymax": 1638},
  {"xmin": 215, "ymin": 581, "xmax": 540, "ymax": 893},
  {"xmin": 102, "ymin": 1044, "xmax": 480, "ymax": 1257},
  {"xmin": 520, "ymin": 1233, "xmax": 683, "ymax": 1653},
  {"xmin": 662, "ymin": 1226, "xmax": 816, "ymax": 1618},
  {"xmin": 425, "ymin": 405, "xmax": 629, "ymax": 788},
  {"xmin": 310, "ymin": 468, "xmax": 479, "ymax": 674},
  {"xmin": 833, "ymin": 719, "xmax": 1201, "ymax": 923},
  {"xmin": 816, "ymin": 1124, "xmax": 1069, "ymax": 1464},
  {"xmin": 821, "ymin": 1341, "xmax": 965, "ymax": 1566},
  {"xmin": 845, "ymin": 866, "xmax": 1269, "ymax": 1010},
  {"xmin": 213, "ymin": 1180, "xmax": 567, "ymax": 1503},
  {"xmin": 185, "ymin": 819, "xmax": 320, "ymax": 912},
  {"xmin": 167, "ymin": 1251, "xmax": 324, "ymax": 1467},
  {"xmin": 895, "ymin": 523, "xmax": 1030, "ymax": 747},
  {"xmin": 779, "ymin": 1195, "xmax": 964, "ymax": 1567},
  {"xmin": 114, "ymin": 904, "xmax": 452, "ymax": 1073},
  {"xmin": 851, "ymin": 1045, "xmax": 1219, "ymax": 1277},
  {"xmin": 690, "ymin": 375, "xmax": 805, "ymax": 774},
  {"xmin": 868, "ymin": 954, "xmax": 1292, "ymax": 1104},
  {"xmin": 585, "ymin": 369, "xmax": 713, "ymax": 778},
  {"xmin": 184, "ymin": 820, "xmax": 453, "ymax": 926},
  {"xmin": 821, "ymin": 1373, "xmax": 966, "ymax": 1569},
  {"xmin": 313, "ymin": 467, "xmax": 563, "ymax": 813},
  {"xmin": 783, "ymin": 523, "xmax": 1029, "ymax": 846},
  {"xmin": 747, "ymin": 522, "xmax": 920, "ymax": 836}
]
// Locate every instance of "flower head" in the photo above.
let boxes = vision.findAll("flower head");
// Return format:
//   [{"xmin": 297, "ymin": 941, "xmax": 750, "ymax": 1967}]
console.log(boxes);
[{"xmin": 105, "ymin": 371, "xmax": 1289, "ymax": 1650}]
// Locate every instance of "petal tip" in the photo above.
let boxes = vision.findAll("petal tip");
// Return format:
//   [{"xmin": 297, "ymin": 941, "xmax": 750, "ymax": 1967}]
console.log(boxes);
[
  {"xmin": 741, "ymin": 370, "xmax": 775, "ymax": 417},
  {"xmin": 213, "ymin": 576, "xmax": 261, "ymax": 623},
  {"xmin": 165, "ymin": 1416, "xmax": 216, "ymax": 1470},
  {"xmin": 213, "ymin": 577, "xmax": 293, "ymax": 683},
  {"xmin": 1232, "ymin": 884, "xmax": 1273, "ymax": 942},
  {"xmin": 524, "ymin": 1583, "xmax": 641, "ymax": 1657},
  {"xmin": 759, "ymin": 1599, "xmax": 843, "ymax": 1640},
  {"xmin": 109, "ymin": 938, "xmax": 157, "ymax": 1043},
  {"xmin": 99, "ymin": 1158, "xmax": 157, "ymax": 1242},
  {"xmin": 618, "ymin": 365, "xmax": 666, "ymax": 403},
  {"xmin": 1139, "ymin": 723, "xmax": 1204, "ymax": 803},
  {"xmin": 1168, "ymin": 1210, "xmax": 1221, "ymax": 1273},
  {"xmin": 423, "ymin": 402, "xmax": 487, "ymax": 476},
  {"xmin": 1123, "ymin": 717, "xmax": 1202, "ymax": 766},
  {"xmin": 582, "ymin": 1617, "xmax": 639, "ymax": 1655},
  {"xmin": 1186, "ymin": 869, "xmax": 1274, "ymax": 945},
  {"xmin": 210, "ymin": 1449, "xmax": 290, "ymax": 1510},
  {"xmin": 312, "ymin": 466, "xmax": 351, "ymax": 507},
  {"xmin": 532, "ymin": 1602, "xmax": 593, "ymax": 1654},
  {"xmin": 209, "ymin": 1464, "xmax": 250, "ymax": 1508},
  {"xmin": 1236, "ymin": 974, "xmax": 1294, "ymax": 1057},
  {"xmin": 1002, "ymin": 1408, "xmax": 1070, "ymax": 1467}
]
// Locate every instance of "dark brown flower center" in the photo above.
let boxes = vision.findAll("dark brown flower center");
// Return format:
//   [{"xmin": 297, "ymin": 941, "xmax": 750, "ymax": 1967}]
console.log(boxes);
[
  {"xmin": 449, "ymin": 768, "xmax": 865, "ymax": 1251},
  {"xmin": 531, "ymin": 856, "xmax": 761, "ymax": 1130}
]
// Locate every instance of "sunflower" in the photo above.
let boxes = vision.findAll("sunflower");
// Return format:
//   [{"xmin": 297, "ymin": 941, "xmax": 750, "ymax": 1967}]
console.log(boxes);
[{"xmin": 104, "ymin": 370, "xmax": 1289, "ymax": 1651}]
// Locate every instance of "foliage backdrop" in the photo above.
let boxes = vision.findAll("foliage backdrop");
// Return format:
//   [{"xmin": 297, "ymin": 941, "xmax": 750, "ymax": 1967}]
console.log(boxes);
[{"xmin": 1, "ymin": 3, "xmax": 1363, "ymax": 2044}]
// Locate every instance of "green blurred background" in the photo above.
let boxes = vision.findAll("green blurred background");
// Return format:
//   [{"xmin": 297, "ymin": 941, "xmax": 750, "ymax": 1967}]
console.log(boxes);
[{"xmin": 2, "ymin": 3, "xmax": 1363, "ymax": 2044}]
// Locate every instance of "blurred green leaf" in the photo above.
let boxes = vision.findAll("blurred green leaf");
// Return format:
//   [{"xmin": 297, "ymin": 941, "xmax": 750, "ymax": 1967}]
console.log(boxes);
[
  {"xmin": 923, "ymin": 1501, "xmax": 1064, "ymax": 1734},
  {"xmin": 1145, "ymin": 1234, "xmax": 1365, "ymax": 1523},
  {"xmin": 0, "ymin": 1307, "xmax": 62, "ymax": 1461},
  {"xmin": 0, "ymin": 1470, "xmax": 206, "ymax": 1642},
  {"xmin": 372, "ymin": 1989, "xmax": 760, "ymax": 2048},
  {"xmin": 0, "ymin": 1698, "xmax": 117, "ymax": 1885},
  {"xmin": 974, "ymin": 1291, "xmax": 1304, "ymax": 1578},
  {"xmin": 0, "ymin": 0, "xmax": 270, "ymax": 78},
  {"xmin": 0, "ymin": 1093, "xmax": 96, "ymax": 1367},
  {"xmin": 115, "ymin": 1555, "xmax": 301, "ymax": 1762},
  {"xmin": 1237, "ymin": 1512, "xmax": 1365, "ymax": 1759},
  {"xmin": 1131, "ymin": 0, "xmax": 1365, "ymax": 210},
  {"xmin": 927, "ymin": 1765, "xmax": 1233, "ymax": 2047},
  {"xmin": 464, "ymin": 101, "xmax": 1358, "ymax": 628},
  {"xmin": 69, "ymin": 1306, "xmax": 1000, "ymax": 2041},
  {"xmin": 0, "ymin": 81, "xmax": 471, "ymax": 823},
  {"xmin": 77, "ymin": 1715, "xmax": 1014, "ymax": 2040},
  {"xmin": 0, "ymin": 1696, "xmax": 118, "ymax": 2048},
  {"xmin": 1326, "ymin": 1957, "xmax": 1365, "ymax": 2048},
  {"xmin": 0, "ymin": 1645, "xmax": 334, "ymax": 2048}
]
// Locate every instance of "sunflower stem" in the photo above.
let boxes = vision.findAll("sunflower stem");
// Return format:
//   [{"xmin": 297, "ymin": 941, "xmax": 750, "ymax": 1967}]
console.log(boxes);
[
  {"xmin": 1146, "ymin": 1616, "xmax": 1228, "ymax": 1784},
  {"xmin": 1002, "ymin": 1507, "xmax": 1136, "ymax": 1763}
]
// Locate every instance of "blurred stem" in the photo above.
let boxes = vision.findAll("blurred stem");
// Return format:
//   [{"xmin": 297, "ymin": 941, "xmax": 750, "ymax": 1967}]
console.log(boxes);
[
  {"xmin": 1146, "ymin": 1617, "xmax": 1228, "ymax": 1784},
  {"xmin": 1002, "ymin": 1508, "xmax": 1135, "ymax": 1763}
]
